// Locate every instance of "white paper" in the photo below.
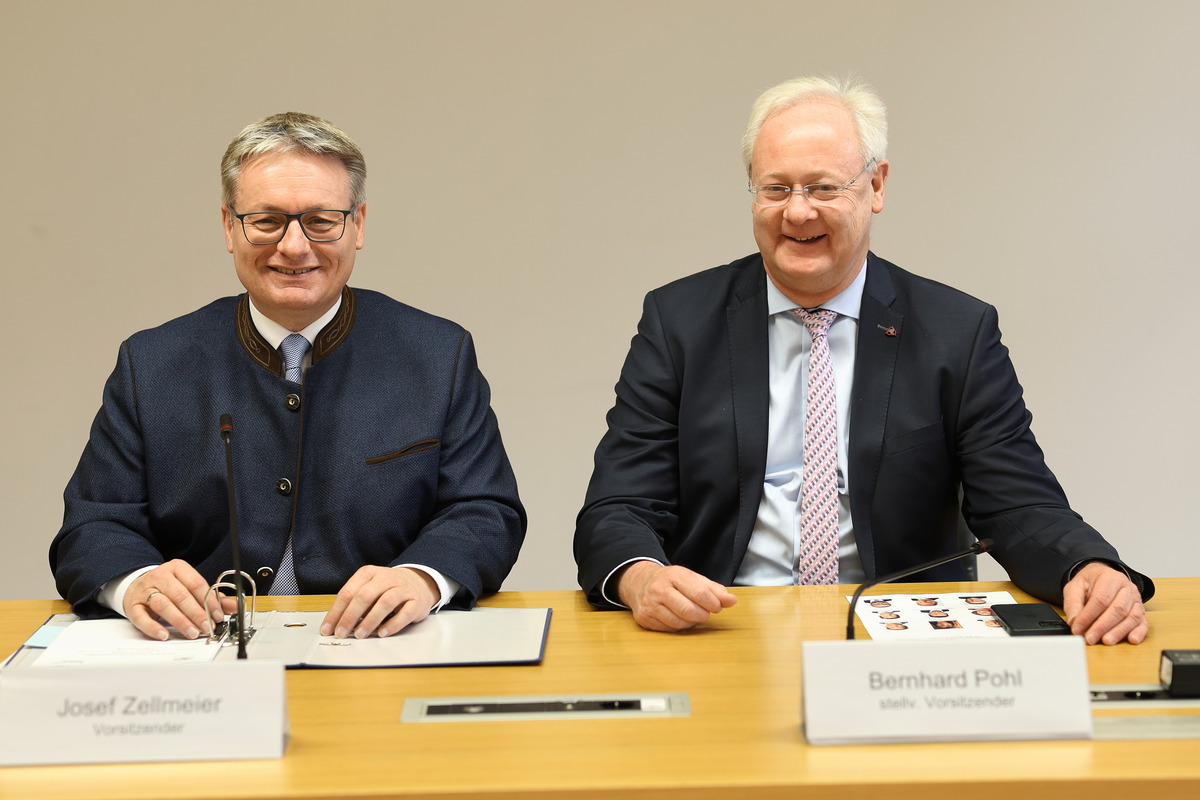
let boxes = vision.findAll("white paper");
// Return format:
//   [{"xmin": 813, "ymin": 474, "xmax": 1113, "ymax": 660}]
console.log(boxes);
[
  {"xmin": 25, "ymin": 607, "xmax": 551, "ymax": 669},
  {"xmin": 848, "ymin": 591, "xmax": 1017, "ymax": 639},
  {"xmin": 241, "ymin": 607, "xmax": 551, "ymax": 667},
  {"xmin": 32, "ymin": 619, "xmax": 220, "ymax": 667}
]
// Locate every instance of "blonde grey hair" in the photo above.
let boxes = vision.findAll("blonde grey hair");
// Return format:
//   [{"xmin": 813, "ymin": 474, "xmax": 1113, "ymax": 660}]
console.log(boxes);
[
  {"xmin": 741, "ymin": 76, "xmax": 887, "ymax": 175},
  {"xmin": 220, "ymin": 112, "xmax": 366, "ymax": 215}
]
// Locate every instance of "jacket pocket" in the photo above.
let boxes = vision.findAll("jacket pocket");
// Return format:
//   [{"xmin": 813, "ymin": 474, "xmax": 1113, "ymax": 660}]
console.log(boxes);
[
  {"xmin": 365, "ymin": 438, "xmax": 441, "ymax": 466},
  {"xmin": 883, "ymin": 421, "xmax": 944, "ymax": 455}
]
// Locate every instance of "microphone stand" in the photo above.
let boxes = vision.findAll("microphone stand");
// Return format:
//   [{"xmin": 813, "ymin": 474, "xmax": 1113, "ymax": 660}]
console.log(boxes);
[
  {"xmin": 219, "ymin": 414, "xmax": 248, "ymax": 659},
  {"xmin": 845, "ymin": 539, "xmax": 993, "ymax": 640}
]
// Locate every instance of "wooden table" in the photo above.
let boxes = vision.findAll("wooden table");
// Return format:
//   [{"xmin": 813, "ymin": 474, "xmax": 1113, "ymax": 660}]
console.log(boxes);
[{"xmin": 1, "ymin": 579, "xmax": 1197, "ymax": 800}]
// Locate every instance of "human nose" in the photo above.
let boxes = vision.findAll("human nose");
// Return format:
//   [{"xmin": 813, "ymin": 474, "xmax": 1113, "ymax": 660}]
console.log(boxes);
[
  {"xmin": 275, "ymin": 217, "xmax": 313, "ymax": 257},
  {"xmin": 781, "ymin": 190, "xmax": 818, "ymax": 222}
]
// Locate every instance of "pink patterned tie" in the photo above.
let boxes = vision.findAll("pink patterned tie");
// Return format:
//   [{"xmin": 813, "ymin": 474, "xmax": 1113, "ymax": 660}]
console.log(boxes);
[{"xmin": 793, "ymin": 308, "xmax": 839, "ymax": 585}]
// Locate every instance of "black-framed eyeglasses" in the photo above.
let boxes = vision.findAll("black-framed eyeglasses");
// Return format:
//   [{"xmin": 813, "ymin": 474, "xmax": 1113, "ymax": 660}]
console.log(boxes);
[
  {"xmin": 231, "ymin": 209, "xmax": 353, "ymax": 244},
  {"xmin": 748, "ymin": 159, "xmax": 877, "ymax": 207}
]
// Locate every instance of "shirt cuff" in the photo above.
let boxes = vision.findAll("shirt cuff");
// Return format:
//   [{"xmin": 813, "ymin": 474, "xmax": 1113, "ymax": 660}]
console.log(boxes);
[
  {"xmin": 99, "ymin": 565, "xmax": 158, "ymax": 617},
  {"xmin": 600, "ymin": 557, "xmax": 665, "ymax": 608},
  {"xmin": 1065, "ymin": 558, "xmax": 1134, "ymax": 586},
  {"xmin": 396, "ymin": 564, "xmax": 460, "ymax": 611}
]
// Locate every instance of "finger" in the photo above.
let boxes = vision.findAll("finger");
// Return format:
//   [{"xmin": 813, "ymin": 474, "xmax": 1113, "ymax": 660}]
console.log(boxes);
[
  {"xmin": 199, "ymin": 591, "xmax": 233, "ymax": 627},
  {"xmin": 162, "ymin": 561, "xmax": 227, "ymax": 633},
  {"xmin": 681, "ymin": 581, "xmax": 738, "ymax": 615},
  {"xmin": 1061, "ymin": 580, "xmax": 1086, "ymax": 625},
  {"xmin": 1076, "ymin": 591, "xmax": 1139, "ymax": 644},
  {"xmin": 129, "ymin": 580, "xmax": 199, "ymax": 639},
  {"xmin": 650, "ymin": 585, "xmax": 720, "ymax": 629},
  {"xmin": 352, "ymin": 590, "xmax": 404, "ymax": 639},
  {"xmin": 356, "ymin": 571, "xmax": 437, "ymax": 638},
  {"xmin": 326, "ymin": 575, "xmax": 386, "ymax": 639},
  {"xmin": 330, "ymin": 595, "xmax": 375, "ymax": 639},
  {"xmin": 664, "ymin": 591, "xmax": 721, "ymax": 623},
  {"xmin": 320, "ymin": 570, "xmax": 372, "ymax": 636},
  {"xmin": 1068, "ymin": 601, "xmax": 1102, "ymax": 637},
  {"xmin": 1087, "ymin": 601, "xmax": 1147, "ymax": 646},
  {"xmin": 638, "ymin": 616, "xmax": 693, "ymax": 633},
  {"xmin": 1096, "ymin": 616, "xmax": 1141, "ymax": 646},
  {"xmin": 638, "ymin": 576, "xmax": 712, "ymax": 623},
  {"xmin": 636, "ymin": 579, "xmax": 724, "ymax": 629},
  {"xmin": 148, "ymin": 588, "xmax": 210, "ymax": 639},
  {"xmin": 1122, "ymin": 617, "xmax": 1150, "ymax": 646},
  {"xmin": 1086, "ymin": 613, "xmax": 1133, "ymax": 646},
  {"xmin": 218, "ymin": 593, "xmax": 239, "ymax": 616},
  {"xmin": 667, "ymin": 573, "xmax": 738, "ymax": 616},
  {"xmin": 1065, "ymin": 578, "xmax": 1113, "ymax": 635},
  {"xmin": 376, "ymin": 596, "xmax": 431, "ymax": 638},
  {"xmin": 634, "ymin": 602, "xmax": 700, "ymax": 632},
  {"xmin": 127, "ymin": 601, "xmax": 171, "ymax": 641}
]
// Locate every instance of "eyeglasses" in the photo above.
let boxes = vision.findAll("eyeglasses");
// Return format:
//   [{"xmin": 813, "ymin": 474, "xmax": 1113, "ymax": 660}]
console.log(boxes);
[
  {"xmin": 748, "ymin": 160, "xmax": 876, "ymax": 207},
  {"xmin": 231, "ymin": 209, "xmax": 353, "ymax": 244}
]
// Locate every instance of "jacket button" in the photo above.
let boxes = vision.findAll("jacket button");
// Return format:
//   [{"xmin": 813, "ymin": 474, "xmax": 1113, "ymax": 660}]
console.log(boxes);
[
  {"xmin": 285, "ymin": 393, "xmax": 301, "ymax": 411},
  {"xmin": 257, "ymin": 566, "xmax": 274, "ymax": 580},
  {"xmin": 276, "ymin": 478, "xmax": 293, "ymax": 495}
]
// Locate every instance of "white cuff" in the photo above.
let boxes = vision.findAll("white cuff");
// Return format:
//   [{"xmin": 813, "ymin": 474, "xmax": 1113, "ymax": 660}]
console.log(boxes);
[
  {"xmin": 396, "ymin": 564, "xmax": 460, "ymax": 611},
  {"xmin": 99, "ymin": 565, "xmax": 159, "ymax": 617},
  {"xmin": 601, "ymin": 557, "xmax": 664, "ymax": 608}
]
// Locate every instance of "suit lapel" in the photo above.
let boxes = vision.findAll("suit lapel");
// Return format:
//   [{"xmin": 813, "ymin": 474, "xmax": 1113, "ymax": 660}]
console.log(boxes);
[
  {"xmin": 726, "ymin": 262, "xmax": 770, "ymax": 574},
  {"xmin": 849, "ymin": 253, "xmax": 902, "ymax": 577}
]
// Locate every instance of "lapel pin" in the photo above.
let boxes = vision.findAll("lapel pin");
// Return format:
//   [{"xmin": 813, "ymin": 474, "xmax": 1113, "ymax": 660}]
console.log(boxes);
[{"xmin": 876, "ymin": 324, "xmax": 897, "ymax": 337}]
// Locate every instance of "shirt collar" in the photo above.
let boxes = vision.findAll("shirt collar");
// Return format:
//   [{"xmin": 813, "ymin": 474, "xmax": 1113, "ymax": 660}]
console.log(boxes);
[
  {"xmin": 765, "ymin": 258, "xmax": 868, "ymax": 322},
  {"xmin": 247, "ymin": 295, "xmax": 342, "ymax": 350}
]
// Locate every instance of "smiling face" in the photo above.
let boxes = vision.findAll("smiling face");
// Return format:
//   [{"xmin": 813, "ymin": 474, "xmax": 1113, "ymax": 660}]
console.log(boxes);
[
  {"xmin": 222, "ymin": 151, "xmax": 366, "ymax": 331},
  {"xmin": 750, "ymin": 101, "xmax": 887, "ymax": 307}
]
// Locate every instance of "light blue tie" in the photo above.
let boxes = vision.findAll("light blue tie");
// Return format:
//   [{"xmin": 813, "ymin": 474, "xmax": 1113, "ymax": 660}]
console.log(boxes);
[
  {"xmin": 280, "ymin": 333, "xmax": 309, "ymax": 383},
  {"xmin": 272, "ymin": 334, "xmax": 309, "ymax": 595}
]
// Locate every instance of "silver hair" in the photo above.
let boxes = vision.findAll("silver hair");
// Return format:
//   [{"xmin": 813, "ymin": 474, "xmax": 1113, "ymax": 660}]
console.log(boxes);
[
  {"xmin": 221, "ymin": 112, "xmax": 366, "ymax": 215},
  {"xmin": 741, "ymin": 76, "xmax": 887, "ymax": 174}
]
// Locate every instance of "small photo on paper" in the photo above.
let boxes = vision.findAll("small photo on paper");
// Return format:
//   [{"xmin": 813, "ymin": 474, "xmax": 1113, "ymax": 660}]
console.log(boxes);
[{"xmin": 929, "ymin": 620, "xmax": 964, "ymax": 630}]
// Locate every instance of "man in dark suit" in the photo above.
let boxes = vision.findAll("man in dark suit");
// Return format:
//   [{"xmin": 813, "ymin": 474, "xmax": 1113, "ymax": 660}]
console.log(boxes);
[
  {"xmin": 574, "ymin": 77, "xmax": 1151, "ymax": 644},
  {"xmin": 51, "ymin": 112, "xmax": 525, "ymax": 642}
]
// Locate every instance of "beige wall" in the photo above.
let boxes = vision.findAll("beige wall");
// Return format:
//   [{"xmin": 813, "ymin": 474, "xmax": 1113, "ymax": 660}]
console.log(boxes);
[{"xmin": 3, "ymin": 1, "xmax": 1197, "ymax": 601}]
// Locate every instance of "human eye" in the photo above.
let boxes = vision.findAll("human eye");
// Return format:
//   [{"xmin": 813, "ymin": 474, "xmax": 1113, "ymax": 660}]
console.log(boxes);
[
  {"xmin": 805, "ymin": 184, "xmax": 842, "ymax": 201},
  {"xmin": 246, "ymin": 213, "xmax": 285, "ymax": 231},
  {"xmin": 301, "ymin": 211, "xmax": 341, "ymax": 232},
  {"xmin": 756, "ymin": 185, "xmax": 791, "ymax": 202}
]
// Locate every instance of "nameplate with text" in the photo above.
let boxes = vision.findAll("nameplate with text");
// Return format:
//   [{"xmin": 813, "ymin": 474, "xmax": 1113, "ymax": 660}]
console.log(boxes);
[
  {"xmin": 801, "ymin": 637, "xmax": 1091, "ymax": 745},
  {"xmin": 0, "ymin": 660, "xmax": 286, "ymax": 765}
]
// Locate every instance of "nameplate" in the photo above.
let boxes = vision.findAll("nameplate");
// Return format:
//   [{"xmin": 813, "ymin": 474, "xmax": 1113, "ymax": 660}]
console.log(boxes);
[
  {"xmin": 0, "ymin": 660, "xmax": 286, "ymax": 765},
  {"xmin": 801, "ymin": 637, "xmax": 1091, "ymax": 745}
]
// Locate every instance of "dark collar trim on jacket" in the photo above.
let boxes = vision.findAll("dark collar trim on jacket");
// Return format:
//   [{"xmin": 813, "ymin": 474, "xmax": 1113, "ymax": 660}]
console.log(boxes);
[
  {"xmin": 313, "ymin": 286, "xmax": 356, "ymax": 363},
  {"xmin": 235, "ymin": 287, "xmax": 357, "ymax": 376}
]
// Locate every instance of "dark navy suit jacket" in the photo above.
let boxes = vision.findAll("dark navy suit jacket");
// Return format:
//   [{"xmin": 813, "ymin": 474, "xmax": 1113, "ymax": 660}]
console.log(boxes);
[
  {"xmin": 52, "ymin": 287, "xmax": 526, "ymax": 616},
  {"xmin": 575, "ymin": 253, "xmax": 1152, "ymax": 607}
]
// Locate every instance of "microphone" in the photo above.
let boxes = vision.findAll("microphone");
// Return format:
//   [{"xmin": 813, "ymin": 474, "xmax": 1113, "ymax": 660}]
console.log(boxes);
[
  {"xmin": 845, "ymin": 538, "xmax": 993, "ymax": 640},
  {"xmin": 219, "ymin": 414, "xmax": 248, "ymax": 659}
]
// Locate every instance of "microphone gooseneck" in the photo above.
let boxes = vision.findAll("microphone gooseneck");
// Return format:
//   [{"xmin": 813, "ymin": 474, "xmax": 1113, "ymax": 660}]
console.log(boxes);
[
  {"xmin": 219, "ymin": 414, "xmax": 248, "ymax": 659},
  {"xmin": 845, "ymin": 539, "xmax": 993, "ymax": 640}
]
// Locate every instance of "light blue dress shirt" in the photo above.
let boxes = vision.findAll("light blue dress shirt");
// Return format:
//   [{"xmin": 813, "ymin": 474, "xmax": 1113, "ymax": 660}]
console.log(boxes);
[{"xmin": 734, "ymin": 262, "xmax": 868, "ymax": 585}]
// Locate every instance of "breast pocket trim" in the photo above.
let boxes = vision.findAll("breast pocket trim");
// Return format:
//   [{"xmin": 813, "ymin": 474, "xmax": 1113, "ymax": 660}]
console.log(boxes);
[{"xmin": 365, "ymin": 438, "xmax": 441, "ymax": 466}]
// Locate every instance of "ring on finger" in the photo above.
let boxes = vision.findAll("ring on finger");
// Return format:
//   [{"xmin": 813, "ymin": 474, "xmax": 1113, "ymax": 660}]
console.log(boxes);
[{"xmin": 146, "ymin": 590, "xmax": 162, "ymax": 605}]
